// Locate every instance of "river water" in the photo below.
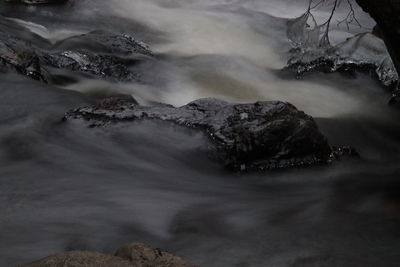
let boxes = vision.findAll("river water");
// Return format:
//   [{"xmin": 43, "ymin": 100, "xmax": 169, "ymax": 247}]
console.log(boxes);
[{"xmin": 0, "ymin": 1, "xmax": 399, "ymax": 266}]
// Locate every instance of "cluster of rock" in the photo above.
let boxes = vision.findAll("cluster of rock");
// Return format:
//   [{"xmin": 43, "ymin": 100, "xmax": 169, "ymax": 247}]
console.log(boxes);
[
  {"xmin": 0, "ymin": 25, "xmax": 152, "ymax": 84},
  {"xmin": 65, "ymin": 96, "xmax": 335, "ymax": 171},
  {"xmin": 20, "ymin": 243, "xmax": 194, "ymax": 267},
  {"xmin": 1, "ymin": 3, "xmax": 359, "ymax": 173}
]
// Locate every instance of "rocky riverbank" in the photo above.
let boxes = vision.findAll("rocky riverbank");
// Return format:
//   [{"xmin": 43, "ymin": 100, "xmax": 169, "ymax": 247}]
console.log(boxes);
[{"xmin": 20, "ymin": 243, "xmax": 194, "ymax": 267}]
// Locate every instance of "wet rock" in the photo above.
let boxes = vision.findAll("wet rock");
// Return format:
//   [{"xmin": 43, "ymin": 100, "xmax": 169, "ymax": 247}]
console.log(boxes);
[
  {"xmin": 41, "ymin": 50, "xmax": 140, "ymax": 82},
  {"xmin": 285, "ymin": 12, "xmax": 399, "ymax": 104},
  {"xmin": 20, "ymin": 243, "xmax": 194, "ymax": 267},
  {"xmin": 65, "ymin": 97, "xmax": 333, "ymax": 171},
  {"xmin": 330, "ymin": 146, "xmax": 360, "ymax": 160},
  {"xmin": 0, "ymin": 27, "xmax": 152, "ymax": 83},
  {"xmin": 285, "ymin": 33, "xmax": 399, "ymax": 89},
  {"xmin": 54, "ymin": 30, "xmax": 152, "ymax": 57},
  {"xmin": 389, "ymin": 89, "xmax": 400, "ymax": 106},
  {"xmin": 115, "ymin": 243, "xmax": 195, "ymax": 267},
  {"xmin": 94, "ymin": 94, "xmax": 139, "ymax": 109},
  {"xmin": 40, "ymin": 31, "xmax": 153, "ymax": 82},
  {"xmin": 0, "ymin": 34, "xmax": 48, "ymax": 82}
]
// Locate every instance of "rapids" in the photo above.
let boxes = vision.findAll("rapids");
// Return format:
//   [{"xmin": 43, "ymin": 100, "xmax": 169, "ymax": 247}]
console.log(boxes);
[{"xmin": 0, "ymin": 0, "xmax": 399, "ymax": 266}]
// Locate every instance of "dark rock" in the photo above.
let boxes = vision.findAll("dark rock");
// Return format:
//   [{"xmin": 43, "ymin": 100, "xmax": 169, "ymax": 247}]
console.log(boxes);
[
  {"xmin": 95, "ymin": 94, "xmax": 139, "ymax": 110},
  {"xmin": 54, "ymin": 30, "xmax": 153, "ymax": 57},
  {"xmin": 372, "ymin": 24, "xmax": 383, "ymax": 39},
  {"xmin": 356, "ymin": 0, "xmax": 400, "ymax": 79},
  {"xmin": 286, "ymin": 56, "xmax": 379, "ymax": 81},
  {"xmin": 0, "ymin": 27, "xmax": 152, "ymax": 83},
  {"xmin": 41, "ymin": 51, "xmax": 140, "ymax": 82},
  {"xmin": 389, "ymin": 89, "xmax": 400, "ymax": 106},
  {"xmin": 285, "ymin": 12, "xmax": 399, "ymax": 104},
  {"xmin": 40, "ymin": 31, "xmax": 153, "ymax": 82},
  {"xmin": 0, "ymin": 34, "xmax": 48, "ymax": 82},
  {"xmin": 65, "ymin": 97, "xmax": 333, "ymax": 171},
  {"xmin": 330, "ymin": 146, "xmax": 360, "ymax": 160},
  {"xmin": 115, "ymin": 243, "xmax": 195, "ymax": 267},
  {"xmin": 285, "ymin": 33, "xmax": 398, "ymax": 89},
  {"xmin": 19, "ymin": 243, "xmax": 195, "ymax": 267}
]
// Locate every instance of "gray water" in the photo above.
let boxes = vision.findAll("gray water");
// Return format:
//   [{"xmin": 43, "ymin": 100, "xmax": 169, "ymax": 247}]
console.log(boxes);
[{"xmin": 1, "ymin": 1, "xmax": 400, "ymax": 266}]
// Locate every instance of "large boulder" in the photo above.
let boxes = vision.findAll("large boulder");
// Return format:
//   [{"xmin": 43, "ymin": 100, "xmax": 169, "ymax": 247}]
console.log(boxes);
[
  {"xmin": 65, "ymin": 97, "xmax": 333, "ymax": 171},
  {"xmin": 19, "ymin": 243, "xmax": 194, "ymax": 267}
]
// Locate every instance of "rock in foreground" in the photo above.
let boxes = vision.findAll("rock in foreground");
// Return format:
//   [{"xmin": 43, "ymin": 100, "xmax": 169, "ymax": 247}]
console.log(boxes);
[
  {"xmin": 65, "ymin": 97, "xmax": 333, "ymax": 171},
  {"xmin": 116, "ymin": 243, "xmax": 194, "ymax": 267},
  {"xmin": 20, "ymin": 243, "xmax": 194, "ymax": 267}
]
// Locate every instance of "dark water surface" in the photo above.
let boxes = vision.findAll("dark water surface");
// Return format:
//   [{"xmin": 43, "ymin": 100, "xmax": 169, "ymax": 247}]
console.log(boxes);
[{"xmin": 1, "ymin": 1, "xmax": 399, "ymax": 266}]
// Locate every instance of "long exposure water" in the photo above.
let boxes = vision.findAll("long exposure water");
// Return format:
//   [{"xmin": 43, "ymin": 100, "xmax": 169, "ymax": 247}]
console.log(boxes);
[{"xmin": 0, "ymin": 1, "xmax": 399, "ymax": 266}]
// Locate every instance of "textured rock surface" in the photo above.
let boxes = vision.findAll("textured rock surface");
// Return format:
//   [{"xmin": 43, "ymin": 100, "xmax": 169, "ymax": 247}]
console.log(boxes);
[
  {"xmin": 65, "ymin": 97, "xmax": 332, "ymax": 171},
  {"xmin": 116, "ymin": 243, "xmax": 195, "ymax": 267},
  {"xmin": 0, "ymin": 28, "xmax": 152, "ymax": 83},
  {"xmin": 285, "ymin": 7, "xmax": 400, "ymax": 104},
  {"xmin": 286, "ymin": 31, "xmax": 398, "ymax": 89},
  {"xmin": 41, "ymin": 31, "xmax": 152, "ymax": 82},
  {"xmin": 20, "ymin": 243, "xmax": 194, "ymax": 267},
  {"xmin": 0, "ymin": 33, "xmax": 47, "ymax": 81}
]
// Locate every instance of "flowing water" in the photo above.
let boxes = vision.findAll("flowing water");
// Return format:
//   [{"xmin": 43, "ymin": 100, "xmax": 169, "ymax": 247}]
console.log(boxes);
[{"xmin": 0, "ymin": 1, "xmax": 399, "ymax": 266}]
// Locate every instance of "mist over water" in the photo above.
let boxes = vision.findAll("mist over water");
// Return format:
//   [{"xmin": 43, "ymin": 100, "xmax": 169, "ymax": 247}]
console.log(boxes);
[
  {"xmin": 2, "ymin": 0, "xmax": 378, "ymax": 117},
  {"xmin": 1, "ymin": 0, "xmax": 400, "ymax": 266}
]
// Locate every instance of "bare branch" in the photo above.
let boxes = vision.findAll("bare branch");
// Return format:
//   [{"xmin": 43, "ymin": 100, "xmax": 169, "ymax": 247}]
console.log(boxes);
[{"xmin": 303, "ymin": 0, "xmax": 370, "ymax": 47}]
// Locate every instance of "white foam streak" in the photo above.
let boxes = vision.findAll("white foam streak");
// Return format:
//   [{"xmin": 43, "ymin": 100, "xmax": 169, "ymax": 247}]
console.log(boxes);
[{"xmin": 5, "ymin": 17, "xmax": 86, "ymax": 44}]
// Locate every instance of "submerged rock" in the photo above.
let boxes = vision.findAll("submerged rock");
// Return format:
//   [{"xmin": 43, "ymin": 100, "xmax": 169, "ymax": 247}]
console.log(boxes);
[
  {"xmin": 65, "ymin": 97, "xmax": 333, "ymax": 171},
  {"xmin": 0, "ymin": 27, "xmax": 152, "ymax": 83},
  {"xmin": 20, "ymin": 243, "xmax": 194, "ymax": 267}
]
